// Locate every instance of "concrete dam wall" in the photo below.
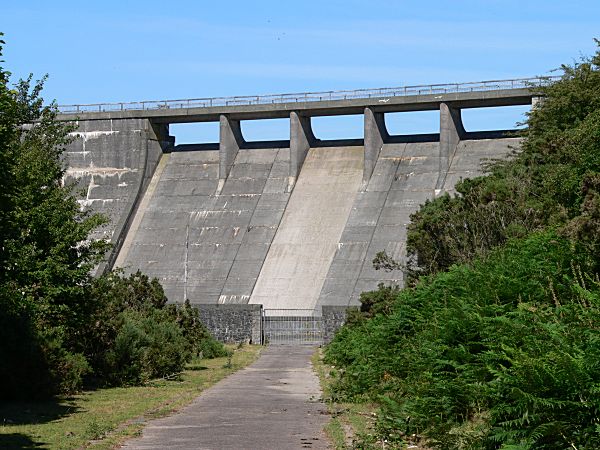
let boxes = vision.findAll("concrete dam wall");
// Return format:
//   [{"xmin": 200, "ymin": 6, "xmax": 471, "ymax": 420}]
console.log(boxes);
[
  {"xmin": 59, "ymin": 83, "xmax": 532, "ymax": 312},
  {"xmin": 84, "ymin": 137, "xmax": 517, "ymax": 308}
]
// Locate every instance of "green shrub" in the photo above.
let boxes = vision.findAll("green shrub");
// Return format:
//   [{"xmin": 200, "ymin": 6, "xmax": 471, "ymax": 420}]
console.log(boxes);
[
  {"xmin": 164, "ymin": 300, "xmax": 229, "ymax": 358},
  {"xmin": 406, "ymin": 45, "xmax": 600, "ymax": 280},
  {"xmin": 103, "ymin": 310, "xmax": 190, "ymax": 385},
  {"xmin": 83, "ymin": 272, "xmax": 227, "ymax": 386}
]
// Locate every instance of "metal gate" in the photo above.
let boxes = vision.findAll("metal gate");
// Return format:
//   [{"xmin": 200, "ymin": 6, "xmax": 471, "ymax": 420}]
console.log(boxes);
[{"xmin": 262, "ymin": 309, "xmax": 323, "ymax": 345}]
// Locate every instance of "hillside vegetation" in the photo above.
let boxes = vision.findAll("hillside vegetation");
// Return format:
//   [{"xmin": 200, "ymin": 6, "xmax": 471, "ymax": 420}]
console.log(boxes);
[{"xmin": 324, "ymin": 44, "xmax": 600, "ymax": 449}]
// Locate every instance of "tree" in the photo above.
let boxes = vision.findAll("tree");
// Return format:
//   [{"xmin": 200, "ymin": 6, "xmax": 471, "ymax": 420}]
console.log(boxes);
[{"xmin": 0, "ymin": 34, "xmax": 108, "ymax": 398}]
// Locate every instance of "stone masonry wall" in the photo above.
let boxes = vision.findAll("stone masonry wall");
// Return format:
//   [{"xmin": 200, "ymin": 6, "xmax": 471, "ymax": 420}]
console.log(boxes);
[
  {"xmin": 195, "ymin": 304, "xmax": 263, "ymax": 344},
  {"xmin": 322, "ymin": 305, "xmax": 359, "ymax": 344}
]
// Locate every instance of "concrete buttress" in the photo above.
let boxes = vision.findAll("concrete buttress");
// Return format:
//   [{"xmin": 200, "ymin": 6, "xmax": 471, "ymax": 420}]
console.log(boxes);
[
  {"xmin": 219, "ymin": 114, "xmax": 245, "ymax": 182},
  {"xmin": 289, "ymin": 111, "xmax": 316, "ymax": 187},
  {"xmin": 364, "ymin": 107, "xmax": 389, "ymax": 183},
  {"xmin": 437, "ymin": 103, "xmax": 465, "ymax": 190}
]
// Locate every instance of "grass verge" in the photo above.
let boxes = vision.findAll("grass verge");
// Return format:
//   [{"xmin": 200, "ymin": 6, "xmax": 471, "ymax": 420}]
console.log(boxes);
[
  {"xmin": 312, "ymin": 348, "xmax": 381, "ymax": 449},
  {"xmin": 0, "ymin": 344, "xmax": 262, "ymax": 449}
]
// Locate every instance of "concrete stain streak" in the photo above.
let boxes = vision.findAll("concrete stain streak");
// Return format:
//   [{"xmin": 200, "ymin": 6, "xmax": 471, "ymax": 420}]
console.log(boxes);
[{"xmin": 64, "ymin": 167, "xmax": 137, "ymax": 177}]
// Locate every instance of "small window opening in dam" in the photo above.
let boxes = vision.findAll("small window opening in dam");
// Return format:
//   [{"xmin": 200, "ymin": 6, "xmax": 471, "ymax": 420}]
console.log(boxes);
[
  {"xmin": 385, "ymin": 110, "xmax": 439, "ymax": 137},
  {"xmin": 169, "ymin": 122, "xmax": 219, "ymax": 146},
  {"xmin": 241, "ymin": 118, "xmax": 289, "ymax": 143},
  {"xmin": 461, "ymin": 105, "xmax": 530, "ymax": 132},
  {"xmin": 311, "ymin": 114, "xmax": 363, "ymax": 142}
]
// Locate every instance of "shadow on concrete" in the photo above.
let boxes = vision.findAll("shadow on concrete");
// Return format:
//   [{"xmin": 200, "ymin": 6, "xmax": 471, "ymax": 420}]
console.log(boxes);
[
  {"xmin": 388, "ymin": 133, "xmax": 439, "ymax": 143},
  {"xmin": 171, "ymin": 129, "xmax": 520, "ymax": 153},
  {"xmin": 465, "ymin": 129, "xmax": 521, "ymax": 140},
  {"xmin": 172, "ymin": 143, "xmax": 219, "ymax": 152}
]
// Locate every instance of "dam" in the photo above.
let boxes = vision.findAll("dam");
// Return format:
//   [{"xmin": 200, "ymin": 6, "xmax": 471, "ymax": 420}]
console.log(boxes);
[{"xmin": 58, "ymin": 77, "xmax": 552, "ymax": 342}]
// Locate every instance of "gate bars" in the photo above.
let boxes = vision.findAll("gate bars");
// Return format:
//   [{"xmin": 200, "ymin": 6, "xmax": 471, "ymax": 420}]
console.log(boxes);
[{"xmin": 262, "ymin": 308, "xmax": 323, "ymax": 345}]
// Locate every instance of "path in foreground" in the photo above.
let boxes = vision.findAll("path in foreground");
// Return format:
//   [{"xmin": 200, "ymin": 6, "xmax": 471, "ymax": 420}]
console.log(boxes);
[{"xmin": 121, "ymin": 346, "xmax": 329, "ymax": 450}]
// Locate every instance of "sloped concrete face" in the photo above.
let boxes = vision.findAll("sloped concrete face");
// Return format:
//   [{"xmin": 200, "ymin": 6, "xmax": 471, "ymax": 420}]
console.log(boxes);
[
  {"xmin": 249, "ymin": 147, "xmax": 363, "ymax": 310},
  {"xmin": 62, "ymin": 118, "xmax": 165, "ymax": 273},
  {"xmin": 111, "ymin": 136, "xmax": 517, "ymax": 308},
  {"xmin": 116, "ymin": 145, "xmax": 291, "ymax": 304},
  {"xmin": 317, "ymin": 138, "xmax": 519, "ymax": 307}
]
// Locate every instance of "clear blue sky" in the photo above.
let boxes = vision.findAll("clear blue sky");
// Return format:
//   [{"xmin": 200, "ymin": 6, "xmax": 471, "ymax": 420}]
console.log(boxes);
[{"xmin": 2, "ymin": 1, "xmax": 599, "ymax": 143}]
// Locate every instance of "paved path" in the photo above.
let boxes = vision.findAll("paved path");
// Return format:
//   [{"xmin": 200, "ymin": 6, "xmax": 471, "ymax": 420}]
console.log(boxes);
[{"xmin": 121, "ymin": 346, "xmax": 330, "ymax": 450}]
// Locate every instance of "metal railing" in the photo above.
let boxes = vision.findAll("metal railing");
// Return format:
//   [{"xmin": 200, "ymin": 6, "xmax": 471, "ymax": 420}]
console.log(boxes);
[{"xmin": 56, "ymin": 76, "xmax": 560, "ymax": 114}]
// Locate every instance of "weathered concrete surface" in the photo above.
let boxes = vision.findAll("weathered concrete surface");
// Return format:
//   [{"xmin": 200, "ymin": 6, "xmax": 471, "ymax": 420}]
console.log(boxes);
[
  {"xmin": 115, "ymin": 136, "xmax": 517, "ymax": 309},
  {"xmin": 317, "ymin": 138, "xmax": 520, "ymax": 307},
  {"xmin": 121, "ymin": 346, "xmax": 329, "ymax": 450},
  {"xmin": 62, "ymin": 118, "xmax": 168, "ymax": 273},
  {"xmin": 250, "ymin": 147, "xmax": 363, "ymax": 310},
  {"xmin": 116, "ymin": 146, "xmax": 291, "ymax": 304}
]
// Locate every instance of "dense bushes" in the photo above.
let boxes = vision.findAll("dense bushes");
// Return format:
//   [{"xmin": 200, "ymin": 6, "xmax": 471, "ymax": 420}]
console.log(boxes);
[
  {"xmin": 83, "ymin": 270, "xmax": 228, "ymax": 386},
  {"xmin": 326, "ymin": 233, "xmax": 600, "ymax": 448},
  {"xmin": 102, "ymin": 310, "xmax": 189, "ymax": 385},
  {"xmin": 325, "ymin": 44, "xmax": 600, "ymax": 449},
  {"xmin": 82, "ymin": 270, "xmax": 226, "ymax": 387},
  {"xmin": 0, "ymin": 37, "xmax": 226, "ymax": 399}
]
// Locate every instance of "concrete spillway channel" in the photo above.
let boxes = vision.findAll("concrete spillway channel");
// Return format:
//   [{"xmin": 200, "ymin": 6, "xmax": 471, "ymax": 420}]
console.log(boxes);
[{"xmin": 249, "ymin": 147, "xmax": 363, "ymax": 310}]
